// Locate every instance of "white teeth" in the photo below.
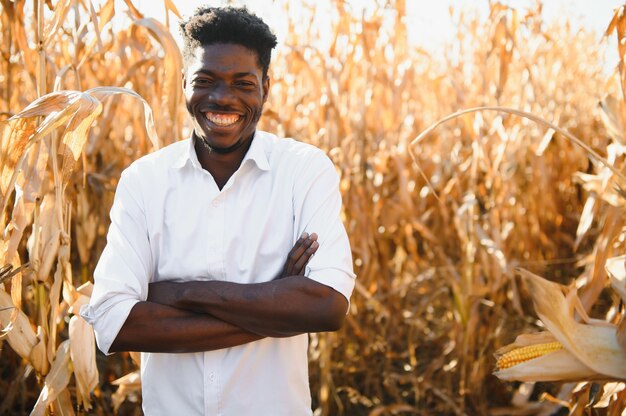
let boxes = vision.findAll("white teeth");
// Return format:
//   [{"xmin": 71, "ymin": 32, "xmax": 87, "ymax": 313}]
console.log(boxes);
[{"xmin": 205, "ymin": 112, "xmax": 240, "ymax": 126}]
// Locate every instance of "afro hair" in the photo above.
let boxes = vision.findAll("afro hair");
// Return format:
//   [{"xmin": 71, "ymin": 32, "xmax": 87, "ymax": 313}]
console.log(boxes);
[{"xmin": 179, "ymin": 6, "xmax": 278, "ymax": 77}]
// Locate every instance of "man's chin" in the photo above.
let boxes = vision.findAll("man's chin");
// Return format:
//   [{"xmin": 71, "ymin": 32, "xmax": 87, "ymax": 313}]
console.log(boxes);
[{"xmin": 197, "ymin": 134, "xmax": 250, "ymax": 155}]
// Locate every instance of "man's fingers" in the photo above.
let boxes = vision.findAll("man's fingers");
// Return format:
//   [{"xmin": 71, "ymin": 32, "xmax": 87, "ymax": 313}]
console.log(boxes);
[
  {"xmin": 293, "ymin": 240, "xmax": 318, "ymax": 275},
  {"xmin": 282, "ymin": 233, "xmax": 308, "ymax": 275},
  {"xmin": 280, "ymin": 232, "xmax": 319, "ymax": 278},
  {"xmin": 289, "ymin": 233, "xmax": 316, "ymax": 264}
]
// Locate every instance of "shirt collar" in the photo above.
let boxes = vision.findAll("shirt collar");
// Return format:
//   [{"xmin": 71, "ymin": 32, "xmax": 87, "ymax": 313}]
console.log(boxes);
[
  {"xmin": 241, "ymin": 131, "xmax": 271, "ymax": 171},
  {"xmin": 171, "ymin": 131, "xmax": 271, "ymax": 172}
]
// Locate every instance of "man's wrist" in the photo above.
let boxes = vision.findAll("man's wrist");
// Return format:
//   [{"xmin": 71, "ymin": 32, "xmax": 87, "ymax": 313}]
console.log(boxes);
[{"xmin": 179, "ymin": 281, "xmax": 218, "ymax": 314}]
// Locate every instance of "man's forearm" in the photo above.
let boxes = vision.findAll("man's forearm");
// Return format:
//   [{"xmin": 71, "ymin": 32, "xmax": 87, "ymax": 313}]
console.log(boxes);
[
  {"xmin": 109, "ymin": 301, "xmax": 263, "ymax": 353},
  {"xmin": 148, "ymin": 276, "xmax": 347, "ymax": 337}
]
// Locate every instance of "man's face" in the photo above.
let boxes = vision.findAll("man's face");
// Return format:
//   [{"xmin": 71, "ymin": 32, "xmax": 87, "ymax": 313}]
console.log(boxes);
[{"xmin": 183, "ymin": 43, "xmax": 269, "ymax": 152}]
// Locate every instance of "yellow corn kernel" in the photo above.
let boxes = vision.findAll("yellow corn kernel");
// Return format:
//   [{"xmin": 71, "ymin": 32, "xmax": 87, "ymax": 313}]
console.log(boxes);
[{"xmin": 497, "ymin": 342, "xmax": 564, "ymax": 370}]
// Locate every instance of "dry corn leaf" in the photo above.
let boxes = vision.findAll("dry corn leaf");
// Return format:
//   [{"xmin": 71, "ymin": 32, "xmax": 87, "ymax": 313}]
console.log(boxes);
[
  {"xmin": 8, "ymin": 1, "xmax": 37, "ymax": 77},
  {"xmin": 0, "ymin": 289, "xmax": 38, "ymax": 360},
  {"xmin": 59, "ymin": 93, "xmax": 102, "ymax": 183},
  {"xmin": 69, "ymin": 315, "xmax": 98, "ymax": 411},
  {"xmin": 574, "ymin": 171, "xmax": 623, "ymax": 208},
  {"xmin": 574, "ymin": 193, "xmax": 596, "ymax": 251},
  {"xmin": 48, "ymin": 233, "xmax": 71, "ymax": 365},
  {"xmin": 164, "ymin": 0, "xmax": 181, "ymax": 19},
  {"xmin": 131, "ymin": 18, "xmax": 182, "ymax": 139},
  {"xmin": 61, "ymin": 87, "xmax": 102, "ymax": 160},
  {"xmin": 75, "ymin": 188, "xmax": 97, "ymax": 266},
  {"xmin": 50, "ymin": 388, "xmax": 75, "ymax": 416},
  {"xmin": 5, "ymin": 139, "xmax": 49, "ymax": 264},
  {"xmin": 31, "ymin": 327, "xmax": 49, "ymax": 376},
  {"xmin": 43, "ymin": 0, "xmax": 72, "ymax": 48},
  {"xmin": 98, "ymin": 0, "xmax": 116, "ymax": 28},
  {"xmin": 31, "ymin": 340, "xmax": 72, "ymax": 416},
  {"xmin": 87, "ymin": 0, "xmax": 105, "ymax": 52},
  {"xmin": 75, "ymin": 281, "xmax": 94, "ymax": 298},
  {"xmin": 111, "ymin": 370, "xmax": 142, "ymax": 412},
  {"xmin": 0, "ymin": 120, "xmax": 34, "ymax": 200},
  {"xmin": 9, "ymin": 91, "xmax": 81, "ymax": 120},
  {"xmin": 51, "ymin": 388, "xmax": 75, "ymax": 416},
  {"xmin": 0, "ymin": 288, "xmax": 48, "ymax": 375},
  {"xmin": 598, "ymin": 95, "xmax": 626, "ymax": 145},
  {"xmin": 606, "ymin": 5, "xmax": 626, "ymax": 103},
  {"xmin": 617, "ymin": 319, "xmax": 626, "ymax": 356},
  {"xmin": 87, "ymin": 86, "xmax": 159, "ymax": 149},
  {"xmin": 579, "ymin": 206, "xmax": 623, "ymax": 310},
  {"xmin": 605, "ymin": 255, "xmax": 626, "ymax": 353},
  {"xmin": 2, "ymin": 94, "xmax": 84, "ymax": 215},
  {"xmin": 129, "ymin": 350, "xmax": 141, "ymax": 367},
  {"xmin": 5, "ymin": 185, "xmax": 29, "ymax": 267},
  {"xmin": 605, "ymin": 255, "xmax": 626, "ymax": 302},
  {"xmin": 27, "ymin": 194, "xmax": 61, "ymax": 282},
  {"xmin": 122, "ymin": 0, "xmax": 144, "ymax": 19},
  {"xmin": 593, "ymin": 382, "xmax": 626, "ymax": 408}
]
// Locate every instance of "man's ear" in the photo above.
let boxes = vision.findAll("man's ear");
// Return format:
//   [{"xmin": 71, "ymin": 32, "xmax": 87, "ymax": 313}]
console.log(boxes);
[
  {"xmin": 262, "ymin": 76, "xmax": 270, "ymax": 103},
  {"xmin": 182, "ymin": 68, "xmax": 187, "ymax": 90}
]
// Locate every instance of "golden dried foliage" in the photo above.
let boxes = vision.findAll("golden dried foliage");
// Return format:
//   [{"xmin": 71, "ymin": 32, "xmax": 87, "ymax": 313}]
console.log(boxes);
[{"xmin": 0, "ymin": 0, "xmax": 625, "ymax": 415}]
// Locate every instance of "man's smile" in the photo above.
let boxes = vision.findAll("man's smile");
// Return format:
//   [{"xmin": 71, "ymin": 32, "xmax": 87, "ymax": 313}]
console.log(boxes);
[{"xmin": 204, "ymin": 111, "xmax": 241, "ymax": 127}]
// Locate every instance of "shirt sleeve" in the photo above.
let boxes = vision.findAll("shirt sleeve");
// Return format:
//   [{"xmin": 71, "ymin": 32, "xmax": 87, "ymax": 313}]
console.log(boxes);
[
  {"xmin": 80, "ymin": 165, "xmax": 153, "ymax": 355},
  {"xmin": 292, "ymin": 149, "xmax": 356, "ymax": 308}
]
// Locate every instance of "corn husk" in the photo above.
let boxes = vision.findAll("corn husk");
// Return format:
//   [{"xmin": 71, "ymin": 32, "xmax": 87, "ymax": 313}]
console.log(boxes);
[{"xmin": 494, "ymin": 269, "xmax": 626, "ymax": 382}]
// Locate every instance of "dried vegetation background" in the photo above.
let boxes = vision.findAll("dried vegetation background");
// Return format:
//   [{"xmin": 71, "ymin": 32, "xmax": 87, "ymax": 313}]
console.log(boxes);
[{"xmin": 0, "ymin": 0, "xmax": 625, "ymax": 414}]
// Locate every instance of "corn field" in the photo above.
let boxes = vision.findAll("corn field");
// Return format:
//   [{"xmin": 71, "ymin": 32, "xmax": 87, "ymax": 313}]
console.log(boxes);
[{"xmin": 1, "ymin": 0, "xmax": 626, "ymax": 414}]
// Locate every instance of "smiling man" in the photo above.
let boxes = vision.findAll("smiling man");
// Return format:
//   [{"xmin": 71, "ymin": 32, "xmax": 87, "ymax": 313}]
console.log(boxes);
[{"xmin": 81, "ymin": 6, "xmax": 355, "ymax": 416}]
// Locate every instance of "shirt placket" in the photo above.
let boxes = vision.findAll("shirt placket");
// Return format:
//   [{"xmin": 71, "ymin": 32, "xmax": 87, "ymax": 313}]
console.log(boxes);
[
  {"xmin": 204, "ymin": 191, "xmax": 226, "ymax": 415},
  {"xmin": 206, "ymin": 186, "xmax": 226, "ymax": 271}
]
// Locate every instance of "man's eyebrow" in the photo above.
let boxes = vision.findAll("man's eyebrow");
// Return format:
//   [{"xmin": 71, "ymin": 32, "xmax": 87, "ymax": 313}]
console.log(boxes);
[
  {"xmin": 193, "ymin": 69, "xmax": 215, "ymax": 76},
  {"xmin": 233, "ymin": 72, "xmax": 257, "ymax": 79},
  {"xmin": 192, "ymin": 69, "xmax": 257, "ymax": 79}
]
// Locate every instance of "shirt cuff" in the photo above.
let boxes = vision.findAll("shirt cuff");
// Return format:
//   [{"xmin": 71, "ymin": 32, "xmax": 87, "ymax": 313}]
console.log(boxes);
[
  {"xmin": 306, "ymin": 267, "xmax": 355, "ymax": 312},
  {"xmin": 80, "ymin": 298, "xmax": 140, "ymax": 355}
]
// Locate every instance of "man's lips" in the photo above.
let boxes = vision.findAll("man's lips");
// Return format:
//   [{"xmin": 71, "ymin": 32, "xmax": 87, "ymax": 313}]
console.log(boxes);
[{"xmin": 204, "ymin": 111, "xmax": 241, "ymax": 127}]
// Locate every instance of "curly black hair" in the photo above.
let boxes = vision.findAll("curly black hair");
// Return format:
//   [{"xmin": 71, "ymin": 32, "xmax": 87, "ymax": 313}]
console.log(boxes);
[{"xmin": 179, "ymin": 6, "xmax": 277, "ymax": 77}]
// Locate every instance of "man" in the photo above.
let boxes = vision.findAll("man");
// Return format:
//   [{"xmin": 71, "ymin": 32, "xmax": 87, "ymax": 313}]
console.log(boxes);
[{"xmin": 81, "ymin": 6, "xmax": 355, "ymax": 416}]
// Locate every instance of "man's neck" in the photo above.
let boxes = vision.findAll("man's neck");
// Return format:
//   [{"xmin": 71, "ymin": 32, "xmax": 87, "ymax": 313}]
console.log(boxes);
[{"xmin": 194, "ymin": 135, "xmax": 254, "ymax": 190}]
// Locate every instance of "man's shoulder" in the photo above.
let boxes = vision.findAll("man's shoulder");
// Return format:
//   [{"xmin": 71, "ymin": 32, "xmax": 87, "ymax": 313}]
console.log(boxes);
[
  {"xmin": 260, "ymin": 131, "xmax": 331, "ymax": 169},
  {"xmin": 124, "ymin": 139, "xmax": 189, "ymax": 176}
]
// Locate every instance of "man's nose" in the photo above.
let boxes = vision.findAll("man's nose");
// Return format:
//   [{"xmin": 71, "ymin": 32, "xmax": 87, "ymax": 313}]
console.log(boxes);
[{"xmin": 209, "ymin": 83, "xmax": 236, "ymax": 105}]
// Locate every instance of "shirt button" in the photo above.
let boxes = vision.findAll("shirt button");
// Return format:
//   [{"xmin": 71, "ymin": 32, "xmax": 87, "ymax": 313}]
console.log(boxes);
[{"xmin": 212, "ymin": 199, "xmax": 220, "ymax": 207}]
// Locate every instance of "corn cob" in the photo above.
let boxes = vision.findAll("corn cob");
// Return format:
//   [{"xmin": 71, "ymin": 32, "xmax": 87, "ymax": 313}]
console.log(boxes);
[{"xmin": 496, "ymin": 342, "xmax": 564, "ymax": 370}]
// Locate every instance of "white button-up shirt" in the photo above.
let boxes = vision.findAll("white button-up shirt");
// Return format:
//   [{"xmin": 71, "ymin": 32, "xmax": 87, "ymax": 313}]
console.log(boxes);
[{"xmin": 81, "ymin": 131, "xmax": 355, "ymax": 416}]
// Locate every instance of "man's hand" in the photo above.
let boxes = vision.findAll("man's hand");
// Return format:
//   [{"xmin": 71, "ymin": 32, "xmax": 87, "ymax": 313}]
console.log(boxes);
[{"xmin": 277, "ymin": 232, "xmax": 318, "ymax": 278}]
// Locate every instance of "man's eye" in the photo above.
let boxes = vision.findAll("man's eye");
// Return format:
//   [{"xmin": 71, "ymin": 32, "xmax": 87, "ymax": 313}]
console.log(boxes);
[
  {"xmin": 194, "ymin": 78, "xmax": 212, "ymax": 85},
  {"xmin": 235, "ymin": 81, "xmax": 255, "ymax": 88}
]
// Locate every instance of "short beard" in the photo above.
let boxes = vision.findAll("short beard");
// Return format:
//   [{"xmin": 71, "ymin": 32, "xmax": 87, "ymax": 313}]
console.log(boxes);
[{"xmin": 194, "ymin": 131, "xmax": 253, "ymax": 155}]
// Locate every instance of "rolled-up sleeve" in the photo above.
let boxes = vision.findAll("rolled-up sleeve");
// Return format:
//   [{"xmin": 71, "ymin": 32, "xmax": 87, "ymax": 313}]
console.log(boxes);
[
  {"xmin": 80, "ymin": 166, "xmax": 153, "ymax": 354},
  {"xmin": 293, "ymin": 150, "xmax": 355, "ymax": 307}
]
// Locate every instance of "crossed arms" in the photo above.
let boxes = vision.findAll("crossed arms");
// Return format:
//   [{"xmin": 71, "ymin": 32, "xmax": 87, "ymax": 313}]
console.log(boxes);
[
  {"xmin": 109, "ymin": 233, "xmax": 348, "ymax": 353},
  {"xmin": 82, "ymin": 148, "xmax": 355, "ymax": 355}
]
